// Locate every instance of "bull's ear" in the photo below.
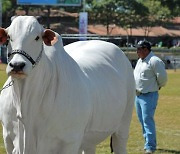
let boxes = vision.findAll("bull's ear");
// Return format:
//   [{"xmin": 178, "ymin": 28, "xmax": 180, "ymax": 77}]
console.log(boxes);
[
  {"xmin": 0, "ymin": 28, "xmax": 8, "ymax": 45},
  {"xmin": 42, "ymin": 29, "xmax": 58, "ymax": 46}
]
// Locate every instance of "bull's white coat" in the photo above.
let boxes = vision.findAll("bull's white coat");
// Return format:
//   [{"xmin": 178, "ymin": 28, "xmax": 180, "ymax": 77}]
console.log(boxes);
[
  {"xmin": 0, "ymin": 16, "xmax": 135, "ymax": 154},
  {"xmin": 0, "ymin": 79, "xmax": 18, "ymax": 154},
  {"xmin": 0, "ymin": 78, "xmax": 24, "ymax": 154}
]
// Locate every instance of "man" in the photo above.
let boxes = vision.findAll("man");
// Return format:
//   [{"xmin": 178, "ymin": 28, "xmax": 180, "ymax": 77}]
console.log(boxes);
[{"xmin": 134, "ymin": 40, "xmax": 167, "ymax": 154}]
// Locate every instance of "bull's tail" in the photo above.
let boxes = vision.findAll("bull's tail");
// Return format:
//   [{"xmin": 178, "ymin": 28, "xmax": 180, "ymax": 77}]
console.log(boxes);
[{"xmin": 110, "ymin": 136, "xmax": 113, "ymax": 153}]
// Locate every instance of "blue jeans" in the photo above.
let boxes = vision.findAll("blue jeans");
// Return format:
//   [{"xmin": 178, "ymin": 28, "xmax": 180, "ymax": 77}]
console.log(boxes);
[{"xmin": 135, "ymin": 91, "xmax": 158, "ymax": 151}]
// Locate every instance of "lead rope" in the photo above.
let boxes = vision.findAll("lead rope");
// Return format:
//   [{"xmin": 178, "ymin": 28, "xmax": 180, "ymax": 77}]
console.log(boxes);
[{"xmin": 0, "ymin": 80, "xmax": 14, "ymax": 94}]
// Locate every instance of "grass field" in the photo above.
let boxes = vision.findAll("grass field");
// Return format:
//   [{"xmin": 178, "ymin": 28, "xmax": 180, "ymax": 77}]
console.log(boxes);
[{"xmin": 0, "ymin": 64, "xmax": 180, "ymax": 154}]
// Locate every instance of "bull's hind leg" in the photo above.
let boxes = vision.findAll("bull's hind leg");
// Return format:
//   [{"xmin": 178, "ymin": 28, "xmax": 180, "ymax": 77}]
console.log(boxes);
[
  {"xmin": 111, "ymin": 132, "xmax": 128, "ymax": 154},
  {"xmin": 111, "ymin": 94, "xmax": 134, "ymax": 154}
]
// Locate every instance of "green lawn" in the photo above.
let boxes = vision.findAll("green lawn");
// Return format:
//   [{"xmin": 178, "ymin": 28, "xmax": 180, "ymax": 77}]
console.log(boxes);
[{"xmin": 0, "ymin": 64, "xmax": 180, "ymax": 154}]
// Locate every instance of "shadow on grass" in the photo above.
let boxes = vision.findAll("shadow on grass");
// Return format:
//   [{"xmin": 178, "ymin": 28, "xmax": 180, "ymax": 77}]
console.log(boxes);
[{"xmin": 157, "ymin": 148, "xmax": 180, "ymax": 154}]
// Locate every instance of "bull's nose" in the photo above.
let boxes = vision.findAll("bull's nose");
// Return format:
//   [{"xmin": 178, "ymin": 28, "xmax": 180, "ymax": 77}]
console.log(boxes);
[{"xmin": 9, "ymin": 62, "xmax": 25, "ymax": 71}]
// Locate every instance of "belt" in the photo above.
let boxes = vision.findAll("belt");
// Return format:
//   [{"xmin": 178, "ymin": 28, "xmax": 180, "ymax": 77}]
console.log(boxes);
[
  {"xmin": 136, "ymin": 90, "xmax": 152, "ymax": 96},
  {"xmin": 136, "ymin": 90, "xmax": 143, "ymax": 96}
]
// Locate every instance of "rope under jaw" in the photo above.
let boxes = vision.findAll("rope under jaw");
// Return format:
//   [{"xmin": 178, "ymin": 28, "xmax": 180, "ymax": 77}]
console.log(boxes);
[{"xmin": 0, "ymin": 80, "xmax": 14, "ymax": 94}]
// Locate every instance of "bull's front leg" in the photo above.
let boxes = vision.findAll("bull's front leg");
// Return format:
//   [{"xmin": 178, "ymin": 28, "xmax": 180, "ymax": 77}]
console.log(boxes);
[
  {"xmin": 61, "ymin": 133, "xmax": 84, "ymax": 154},
  {"xmin": 61, "ymin": 141, "xmax": 82, "ymax": 154},
  {"xmin": 2, "ymin": 126, "xmax": 14, "ymax": 154},
  {"xmin": 79, "ymin": 147, "xmax": 96, "ymax": 154},
  {"xmin": 36, "ymin": 133, "xmax": 83, "ymax": 154}
]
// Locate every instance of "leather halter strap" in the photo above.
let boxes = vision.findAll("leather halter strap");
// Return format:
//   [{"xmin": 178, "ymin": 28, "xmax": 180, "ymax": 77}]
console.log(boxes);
[{"xmin": 8, "ymin": 45, "xmax": 43, "ymax": 68}]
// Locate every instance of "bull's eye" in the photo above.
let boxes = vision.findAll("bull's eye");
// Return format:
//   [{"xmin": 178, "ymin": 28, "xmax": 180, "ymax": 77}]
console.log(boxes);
[{"xmin": 35, "ymin": 36, "xmax": 39, "ymax": 41}]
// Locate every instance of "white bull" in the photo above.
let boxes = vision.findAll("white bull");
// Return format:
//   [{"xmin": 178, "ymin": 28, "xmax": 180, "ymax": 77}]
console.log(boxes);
[{"xmin": 0, "ymin": 16, "xmax": 135, "ymax": 154}]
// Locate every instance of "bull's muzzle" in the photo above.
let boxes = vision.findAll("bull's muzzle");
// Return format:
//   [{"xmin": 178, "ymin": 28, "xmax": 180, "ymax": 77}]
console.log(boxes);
[
  {"xmin": 9, "ymin": 62, "xmax": 25, "ymax": 72},
  {"xmin": 8, "ymin": 61, "xmax": 27, "ymax": 79}
]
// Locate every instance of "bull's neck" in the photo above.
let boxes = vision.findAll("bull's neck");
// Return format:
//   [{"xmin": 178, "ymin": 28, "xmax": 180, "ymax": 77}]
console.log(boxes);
[
  {"xmin": 12, "ymin": 54, "xmax": 52, "ymax": 123},
  {"xmin": 11, "ymin": 53, "xmax": 54, "ymax": 153}
]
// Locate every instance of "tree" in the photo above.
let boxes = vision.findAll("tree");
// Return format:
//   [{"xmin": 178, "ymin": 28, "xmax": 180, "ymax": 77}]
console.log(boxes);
[
  {"xmin": 137, "ymin": 0, "xmax": 172, "ymax": 37},
  {"xmin": 2, "ymin": 0, "xmax": 12, "ymax": 13},
  {"xmin": 87, "ymin": 0, "xmax": 146, "ymax": 35},
  {"xmin": 87, "ymin": 0, "xmax": 118, "ymax": 35},
  {"xmin": 1, "ymin": 0, "xmax": 12, "ymax": 26},
  {"xmin": 160, "ymin": 0, "xmax": 180, "ymax": 16},
  {"xmin": 115, "ymin": 0, "xmax": 148, "ymax": 43}
]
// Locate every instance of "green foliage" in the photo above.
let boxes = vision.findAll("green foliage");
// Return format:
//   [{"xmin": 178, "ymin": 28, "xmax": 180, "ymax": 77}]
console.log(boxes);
[
  {"xmin": 134, "ymin": 0, "xmax": 173, "ymax": 37},
  {"xmin": 1, "ymin": 0, "xmax": 178, "ymax": 37},
  {"xmin": 1, "ymin": 0, "xmax": 12, "ymax": 13},
  {"xmin": 88, "ymin": 0, "xmax": 146, "ymax": 34},
  {"xmin": 87, "ymin": 0, "xmax": 177, "ymax": 36},
  {"xmin": 160, "ymin": 0, "xmax": 180, "ymax": 16},
  {"xmin": 138, "ymin": 0, "xmax": 171, "ymax": 23}
]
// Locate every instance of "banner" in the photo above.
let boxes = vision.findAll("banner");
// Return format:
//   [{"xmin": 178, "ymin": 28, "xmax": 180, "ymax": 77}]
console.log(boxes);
[
  {"xmin": 79, "ymin": 12, "xmax": 88, "ymax": 40},
  {"xmin": 17, "ymin": 0, "xmax": 81, "ymax": 6}
]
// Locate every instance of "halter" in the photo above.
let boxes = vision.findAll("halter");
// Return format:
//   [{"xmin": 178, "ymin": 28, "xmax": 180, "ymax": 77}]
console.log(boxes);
[{"xmin": 7, "ymin": 44, "xmax": 43, "ymax": 68}]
